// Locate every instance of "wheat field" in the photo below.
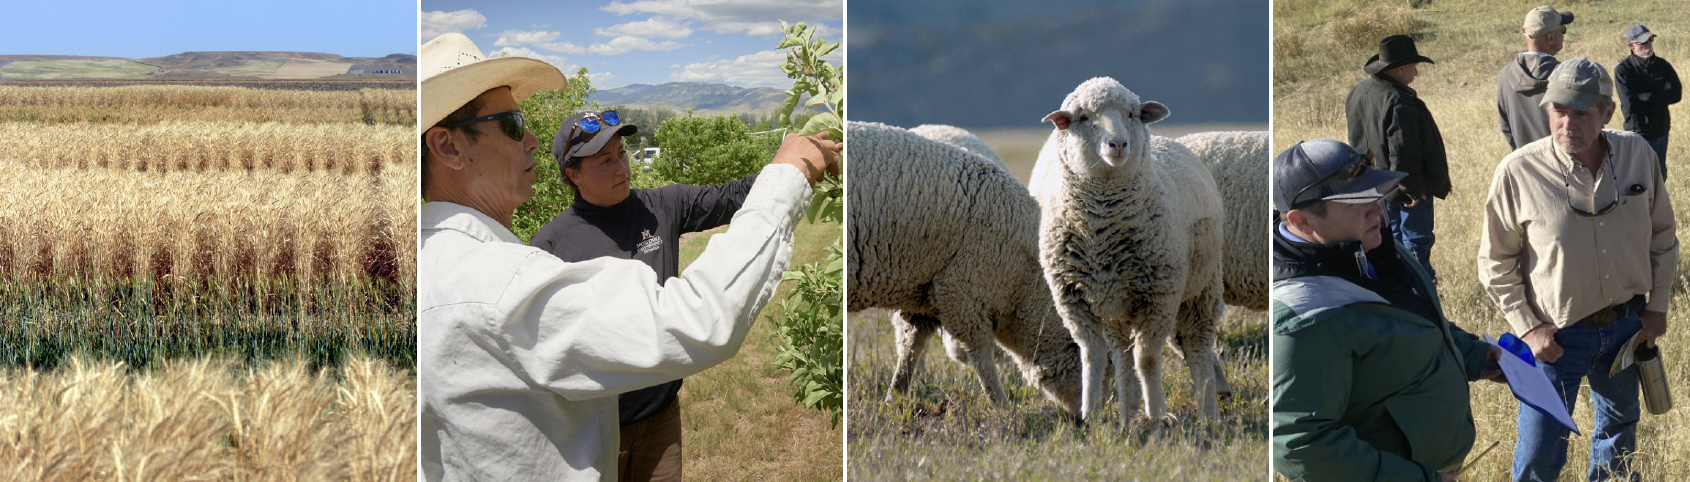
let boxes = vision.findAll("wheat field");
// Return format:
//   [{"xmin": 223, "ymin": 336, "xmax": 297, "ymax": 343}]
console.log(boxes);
[
  {"xmin": 1275, "ymin": 0, "xmax": 1690, "ymax": 479},
  {"xmin": 0, "ymin": 81, "xmax": 416, "ymax": 480}
]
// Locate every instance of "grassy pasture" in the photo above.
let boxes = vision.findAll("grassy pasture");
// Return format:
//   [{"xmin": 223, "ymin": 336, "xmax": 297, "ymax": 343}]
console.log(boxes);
[
  {"xmin": 0, "ymin": 59, "xmax": 159, "ymax": 79},
  {"xmin": 846, "ymin": 125, "xmax": 1270, "ymax": 479},
  {"xmin": 1275, "ymin": 0, "xmax": 1690, "ymax": 479}
]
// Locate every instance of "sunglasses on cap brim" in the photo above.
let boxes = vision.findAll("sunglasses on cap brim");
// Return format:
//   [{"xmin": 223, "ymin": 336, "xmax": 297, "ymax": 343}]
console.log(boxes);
[{"xmin": 443, "ymin": 111, "xmax": 527, "ymax": 142}]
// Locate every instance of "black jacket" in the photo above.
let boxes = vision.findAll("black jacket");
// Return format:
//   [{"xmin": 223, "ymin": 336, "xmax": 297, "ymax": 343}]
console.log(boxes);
[
  {"xmin": 1346, "ymin": 75, "xmax": 1451, "ymax": 199},
  {"xmin": 530, "ymin": 173, "xmax": 759, "ymax": 425},
  {"xmin": 1616, "ymin": 54, "xmax": 1683, "ymax": 139}
]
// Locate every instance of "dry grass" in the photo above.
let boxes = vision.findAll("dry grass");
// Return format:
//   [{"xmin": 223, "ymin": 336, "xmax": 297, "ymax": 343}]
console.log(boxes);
[
  {"xmin": 0, "ymin": 355, "xmax": 415, "ymax": 481},
  {"xmin": 676, "ymin": 221, "xmax": 844, "ymax": 480},
  {"xmin": 1275, "ymin": 0, "xmax": 1690, "ymax": 479},
  {"xmin": 0, "ymin": 121, "xmax": 414, "ymax": 175},
  {"xmin": 0, "ymin": 85, "xmax": 414, "ymax": 125}
]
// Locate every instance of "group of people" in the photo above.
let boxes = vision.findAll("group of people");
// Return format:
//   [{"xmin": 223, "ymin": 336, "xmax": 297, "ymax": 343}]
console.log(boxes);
[
  {"xmin": 1273, "ymin": 5, "xmax": 1680, "ymax": 482},
  {"xmin": 414, "ymin": 33, "xmax": 840, "ymax": 481}
]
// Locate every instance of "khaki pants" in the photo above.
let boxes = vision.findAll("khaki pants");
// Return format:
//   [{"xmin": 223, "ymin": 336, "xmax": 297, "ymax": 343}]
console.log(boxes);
[{"xmin": 618, "ymin": 399, "xmax": 682, "ymax": 482}]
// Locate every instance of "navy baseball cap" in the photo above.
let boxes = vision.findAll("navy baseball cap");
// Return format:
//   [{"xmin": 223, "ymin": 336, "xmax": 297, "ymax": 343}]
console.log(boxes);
[
  {"xmin": 1273, "ymin": 139, "xmax": 1406, "ymax": 214},
  {"xmin": 552, "ymin": 111, "xmax": 638, "ymax": 168}
]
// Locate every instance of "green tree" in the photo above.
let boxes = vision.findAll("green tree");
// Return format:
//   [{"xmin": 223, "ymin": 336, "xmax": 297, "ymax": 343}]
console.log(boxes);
[{"xmin": 651, "ymin": 114, "xmax": 776, "ymax": 186}]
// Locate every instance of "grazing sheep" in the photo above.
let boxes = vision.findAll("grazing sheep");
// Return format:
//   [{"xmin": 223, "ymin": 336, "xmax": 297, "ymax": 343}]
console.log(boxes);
[
  {"xmin": 847, "ymin": 120, "xmax": 1083, "ymax": 415},
  {"xmin": 1028, "ymin": 77, "xmax": 1226, "ymax": 422},
  {"xmin": 910, "ymin": 124, "xmax": 1011, "ymax": 366},
  {"xmin": 1176, "ymin": 131, "xmax": 1270, "ymax": 312}
]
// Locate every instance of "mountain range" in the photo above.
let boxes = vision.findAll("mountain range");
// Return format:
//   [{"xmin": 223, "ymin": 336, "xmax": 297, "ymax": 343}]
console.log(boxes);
[
  {"xmin": 590, "ymin": 82, "xmax": 811, "ymax": 116},
  {"xmin": 0, "ymin": 52, "xmax": 415, "ymax": 80}
]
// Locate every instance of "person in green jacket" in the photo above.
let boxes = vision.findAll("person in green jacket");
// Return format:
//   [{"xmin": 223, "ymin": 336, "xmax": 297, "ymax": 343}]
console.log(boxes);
[{"xmin": 1269, "ymin": 139, "xmax": 1504, "ymax": 481}]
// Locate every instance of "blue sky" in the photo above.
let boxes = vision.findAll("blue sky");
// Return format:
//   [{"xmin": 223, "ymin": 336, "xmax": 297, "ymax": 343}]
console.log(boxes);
[
  {"xmin": 422, "ymin": 0, "xmax": 842, "ymax": 89},
  {"xmin": 0, "ymin": 0, "xmax": 416, "ymax": 59}
]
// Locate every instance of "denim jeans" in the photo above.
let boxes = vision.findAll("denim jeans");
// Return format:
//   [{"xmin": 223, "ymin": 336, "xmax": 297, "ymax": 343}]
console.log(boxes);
[
  {"xmin": 1644, "ymin": 135, "xmax": 1669, "ymax": 180},
  {"xmin": 1387, "ymin": 197, "xmax": 1436, "ymax": 280},
  {"xmin": 1511, "ymin": 300, "xmax": 1644, "ymax": 482}
]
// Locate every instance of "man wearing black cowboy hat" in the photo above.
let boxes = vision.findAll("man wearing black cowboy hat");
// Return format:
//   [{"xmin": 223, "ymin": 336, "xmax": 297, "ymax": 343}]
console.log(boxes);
[
  {"xmin": 1345, "ymin": 34, "xmax": 1449, "ymax": 279},
  {"xmin": 1499, "ymin": 6, "xmax": 1575, "ymax": 151},
  {"xmin": 528, "ymin": 112, "xmax": 766, "ymax": 482}
]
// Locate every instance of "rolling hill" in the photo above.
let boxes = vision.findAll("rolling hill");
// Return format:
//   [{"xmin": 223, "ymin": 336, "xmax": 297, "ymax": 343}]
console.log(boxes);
[
  {"xmin": 0, "ymin": 52, "xmax": 415, "ymax": 80},
  {"xmin": 590, "ymin": 82, "xmax": 813, "ymax": 116}
]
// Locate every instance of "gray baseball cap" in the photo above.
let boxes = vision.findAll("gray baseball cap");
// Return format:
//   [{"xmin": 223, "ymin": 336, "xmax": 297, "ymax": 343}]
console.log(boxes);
[
  {"xmin": 1523, "ymin": 6, "xmax": 1574, "ymax": 37},
  {"xmin": 1625, "ymin": 24, "xmax": 1656, "ymax": 44},
  {"xmin": 1540, "ymin": 57, "xmax": 1613, "ymax": 111},
  {"xmin": 1273, "ymin": 139, "xmax": 1406, "ymax": 214}
]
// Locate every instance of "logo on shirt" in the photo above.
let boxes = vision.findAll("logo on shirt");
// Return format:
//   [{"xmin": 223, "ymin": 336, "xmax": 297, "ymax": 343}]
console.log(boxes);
[{"xmin": 637, "ymin": 229, "xmax": 662, "ymax": 254}]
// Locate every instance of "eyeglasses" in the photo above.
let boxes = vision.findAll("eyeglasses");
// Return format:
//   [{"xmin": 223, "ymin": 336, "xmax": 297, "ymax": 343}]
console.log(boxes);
[
  {"xmin": 443, "ymin": 111, "xmax": 526, "ymax": 142},
  {"xmin": 1563, "ymin": 154, "xmax": 1622, "ymax": 217},
  {"xmin": 1290, "ymin": 149, "xmax": 1370, "ymax": 209}
]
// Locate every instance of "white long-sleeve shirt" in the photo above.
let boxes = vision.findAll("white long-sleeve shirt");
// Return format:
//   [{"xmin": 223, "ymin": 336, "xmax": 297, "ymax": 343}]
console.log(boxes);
[{"xmin": 419, "ymin": 164, "xmax": 810, "ymax": 481}]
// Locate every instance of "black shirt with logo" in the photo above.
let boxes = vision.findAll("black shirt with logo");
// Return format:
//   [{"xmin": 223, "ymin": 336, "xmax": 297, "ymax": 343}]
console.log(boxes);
[{"xmin": 530, "ymin": 172, "xmax": 759, "ymax": 425}]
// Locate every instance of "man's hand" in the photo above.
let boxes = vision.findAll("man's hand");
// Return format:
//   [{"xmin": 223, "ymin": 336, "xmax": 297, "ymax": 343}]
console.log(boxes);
[
  {"xmin": 1641, "ymin": 92, "xmax": 1654, "ymax": 102},
  {"xmin": 1639, "ymin": 310, "xmax": 1668, "ymax": 347},
  {"xmin": 771, "ymin": 132, "xmax": 842, "ymax": 185},
  {"xmin": 1479, "ymin": 345, "xmax": 1508, "ymax": 384},
  {"xmin": 1523, "ymin": 323, "xmax": 1563, "ymax": 363}
]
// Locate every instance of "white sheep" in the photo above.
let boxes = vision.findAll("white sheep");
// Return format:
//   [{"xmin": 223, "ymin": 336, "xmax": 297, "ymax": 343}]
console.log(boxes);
[
  {"xmin": 1176, "ymin": 131, "xmax": 1269, "ymax": 312},
  {"xmin": 847, "ymin": 120, "xmax": 1083, "ymax": 415},
  {"xmin": 909, "ymin": 124, "xmax": 1011, "ymax": 367},
  {"xmin": 1028, "ymin": 77, "xmax": 1226, "ymax": 422}
]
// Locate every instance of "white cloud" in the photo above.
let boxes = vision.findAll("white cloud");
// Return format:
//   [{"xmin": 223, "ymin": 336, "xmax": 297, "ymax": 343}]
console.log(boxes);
[
  {"xmin": 421, "ymin": 9, "xmax": 487, "ymax": 41},
  {"xmin": 588, "ymin": 36, "xmax": 689, "ymax": 55},
  {"xmin": 601, "ymin": 0, "xmax": 841, "ymax": 36},
  {"xmin": 667, "ymin": 49, "xmax": 792, "ymax": 88},
  {"xmin": 536, "ymin": 42, "xmax": 588, "ymax": 54},
  {"xmin": 595, "ymin": 17, "xmax": 694, "ymax": 39},
  {"xmin": 493, "ymin": 30, "xmax": 561, "ymax": 46}
]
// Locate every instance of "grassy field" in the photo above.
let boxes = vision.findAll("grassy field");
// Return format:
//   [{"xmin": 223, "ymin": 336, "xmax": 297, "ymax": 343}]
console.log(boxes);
[
  {"xmin": 0, "ymin": 59, "xmax": 158, "ymax": 79},
  {"xmin": 674, "ymin": 219, "xmax": 844, "ymax": 480},
  {"xmin": 0, "ymin": 82, "xmax": 416, "ymax": 480},
  {"xmin": 846, "ymin": 125, "xmax": 1270, "ymax": 480},
  {"xmin": 1275, "ymin": 0, "xmax": 1690, "ymax": 479},
  {"xmin": 0, "ymin": 84, "xmax": 414, "ymax": 125}
]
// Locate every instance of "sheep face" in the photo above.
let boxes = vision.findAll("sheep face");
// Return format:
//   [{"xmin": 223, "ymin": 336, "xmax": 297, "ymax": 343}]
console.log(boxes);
[{"xmin": 1041, "ymin": 77, "xmax": 1169, "ymax": 173}]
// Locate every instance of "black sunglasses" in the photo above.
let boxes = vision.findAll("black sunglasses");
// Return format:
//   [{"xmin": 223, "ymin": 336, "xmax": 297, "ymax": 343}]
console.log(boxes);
[
  {"xmin": 444, "ymin": 111, "xmax": 526, "ymax": 142},
  {"xmin": 1563, "ymin": 155, "xmax": 1622, "ymax": 217}
]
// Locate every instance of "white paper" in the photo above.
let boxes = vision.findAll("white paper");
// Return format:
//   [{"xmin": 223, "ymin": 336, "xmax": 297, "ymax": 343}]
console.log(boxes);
[
  {"xmin": 1487, "ymin": 335, "xmax": 1581, "ymax": 435},
  {"xmin": 1609, "ymin": 332, "xmax": 1643, "ymax": 376}
]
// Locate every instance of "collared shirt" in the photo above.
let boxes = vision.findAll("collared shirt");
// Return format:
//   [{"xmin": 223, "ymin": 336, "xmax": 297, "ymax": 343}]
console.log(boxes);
[
  {"xmin": 1479, "ymin": 131, "xmax": 1679, "ymax": 334},
  {"xmin": 418, "ymin": 164, "xmax": 809, "ymax": 482}
]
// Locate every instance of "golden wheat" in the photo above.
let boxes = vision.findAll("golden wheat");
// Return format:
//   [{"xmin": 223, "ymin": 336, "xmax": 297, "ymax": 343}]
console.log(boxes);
[
  {"xmin": 0, "ymin": 355, "xmax": 416, "ymax": 481},
  {"xmin": 0, "ymin": 86, "xmax": 414, "ymax": 125},
  {"xmin": 0, "ymin": 121, "xmax": 414, "ymax": 175},
  {"xmin": 0, "ymin": 159, "xmax": 415, "ymax": 286}
]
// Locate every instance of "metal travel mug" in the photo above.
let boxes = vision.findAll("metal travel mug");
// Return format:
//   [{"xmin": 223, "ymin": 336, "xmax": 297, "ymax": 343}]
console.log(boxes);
[{"xmin": 1637, "ymin": 344, "xmax": 1672, "ymax": 415}]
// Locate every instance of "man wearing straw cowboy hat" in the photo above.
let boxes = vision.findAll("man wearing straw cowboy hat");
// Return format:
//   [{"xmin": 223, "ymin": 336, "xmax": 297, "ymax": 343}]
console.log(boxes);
[
  {"xmin": 1499, "ymin": 6, "xmax": 1576, "ymax": 151},
  {"xmin": 1479, "ymin": 58, "xmax": 1677, "ymax": 481},
  {"xmin": 1345, "ymin": 34, "xmax": 1449, "ymax": 279},
  {"xmin": 415, "ymin": 32, "xmax": 840, "ymax": 482}
]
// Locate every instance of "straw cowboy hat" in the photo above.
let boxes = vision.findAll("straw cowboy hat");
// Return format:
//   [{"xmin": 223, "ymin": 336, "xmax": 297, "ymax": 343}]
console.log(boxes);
[{"xmin": 421, "ymin": 33, "xmax": 567, "ymax": 128}]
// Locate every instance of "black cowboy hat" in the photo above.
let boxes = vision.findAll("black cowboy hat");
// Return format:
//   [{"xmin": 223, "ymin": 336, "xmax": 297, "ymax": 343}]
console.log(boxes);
[{"xmin": 1363, "ymin": 35, "xmax": 1435, "ymax": 75}]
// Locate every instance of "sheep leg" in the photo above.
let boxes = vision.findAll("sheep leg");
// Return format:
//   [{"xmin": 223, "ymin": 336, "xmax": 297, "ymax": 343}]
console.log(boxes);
[
  {"xmin": 1052, "ymin": 290, "xmax": 1110, "ymax": 421},
  {"xmin": 1110, "ymin": 338, "xmax": 1140, "ymax": 422},
  {"xmin": 887, "ymin": 311, "xmax": 938, "ymax": 401},
  {"xmin": 1176, "ymin": 297, "xmax": 1223, "ymax": 419},
  {"xmin": 1130, "ymin": 326, "xmax": 1169, "ymax": 421}
]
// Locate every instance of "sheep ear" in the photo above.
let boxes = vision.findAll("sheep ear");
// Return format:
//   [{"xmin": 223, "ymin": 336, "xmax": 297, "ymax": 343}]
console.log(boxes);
[
  {"xmin": 1043, "ymin": 110, "xmax": 1072, "ymax": 130},
  {"xmin": 1140, "ymin": 102, "xmax": 1170, "ymax": 125}
]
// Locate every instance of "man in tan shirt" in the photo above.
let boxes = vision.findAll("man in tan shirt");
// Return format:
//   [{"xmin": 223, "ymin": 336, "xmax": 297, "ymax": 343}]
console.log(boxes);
[{"xmin": 1479, "ymin": 57, "xmax": 1677, "ymax": 481}]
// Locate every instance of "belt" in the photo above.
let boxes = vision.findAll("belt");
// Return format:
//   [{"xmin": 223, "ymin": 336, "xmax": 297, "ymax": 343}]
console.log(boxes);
[{"xmin": 1577, "ymin": 295, "xmax": 1646, "ymax": 328}]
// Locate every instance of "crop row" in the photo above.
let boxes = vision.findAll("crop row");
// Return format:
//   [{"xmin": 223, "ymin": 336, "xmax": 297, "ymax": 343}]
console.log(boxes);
[
  {"xmin": 0, "ymin": 355, "xmax": 415, "ymax": 480},
  {"xmin": 0, "ymin": 159, "xmax": 416, "ymax": 286},
  {"xmin": 0, "ymin": 85, "xmax": 414, "ymax": 111},
  {"xmin": 0, "ymin": 121, "xmax": 414, "ymax": 175}
]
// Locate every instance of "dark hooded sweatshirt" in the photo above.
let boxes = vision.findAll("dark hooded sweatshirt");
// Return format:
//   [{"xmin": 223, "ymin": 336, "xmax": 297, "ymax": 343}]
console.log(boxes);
[
  {"xmin": 1497, "ymin": 52, "xmax": 1559, "ymax": 150},
  {"xmin": 530, "ymin": 172, "xmax": 758, "ymax": 425}
]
